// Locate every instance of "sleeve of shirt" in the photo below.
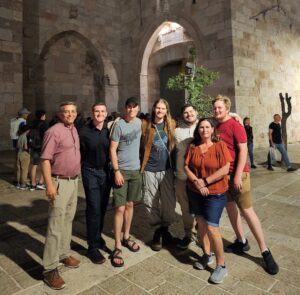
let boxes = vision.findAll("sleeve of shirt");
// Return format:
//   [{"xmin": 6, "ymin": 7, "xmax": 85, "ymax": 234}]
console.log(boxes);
[
  {"xmin": 40, "ymin": 129, "xmax": 58, "ymax": 161},
  {"xmin": 217, "ymin": 141, "xmax": 233, "ymax": 167},
  {"xmin": 184, "ymin": 145, "xmax": 192, "ymax": 166},
  {"xmin": 233, "ymin": 121, "xmax": 247, "ymax": 144},
  {"xmin": 269, "ymin": 122, "xmax": 274, "ymax": 130},
  {"xmin": 111, "ymin": 122, "xmax": 122, "ymax": 142}
]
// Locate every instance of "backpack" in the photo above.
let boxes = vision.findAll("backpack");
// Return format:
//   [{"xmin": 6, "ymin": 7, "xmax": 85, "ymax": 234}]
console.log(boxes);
[
  {"xmin": 10, "ymin": 118, "xmax": 25, "ymax": 139},
  {"xmin": 28, "ymin": 125, "xmax": 43, "ymax": 150}
]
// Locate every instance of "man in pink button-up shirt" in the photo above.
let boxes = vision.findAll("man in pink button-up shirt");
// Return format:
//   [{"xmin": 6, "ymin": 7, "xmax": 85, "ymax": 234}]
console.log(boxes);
[{"xmin": 41, "ymin": 102, "xmax": 81, "ymax": 290}]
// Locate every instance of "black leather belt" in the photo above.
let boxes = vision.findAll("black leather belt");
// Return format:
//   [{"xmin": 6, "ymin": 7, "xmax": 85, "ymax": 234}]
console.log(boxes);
[{"xmin": 52, "ymin": 175, "xmax": 78, "ymax": 180}]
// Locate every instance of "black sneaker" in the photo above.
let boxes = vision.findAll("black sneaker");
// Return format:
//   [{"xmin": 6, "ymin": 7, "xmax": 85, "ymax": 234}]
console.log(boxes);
[
  {"xmin": 225, "ymin": 239, "xmax": 250, "ymax": 253},
  {"xmin": 150, "ymin": 228, "xmax": 162, "ymax": 251},
  {"xmin": 29, "ymin": 185, "xmax": 36, "ymax": 191},
  {"xmin": 176, "ymin": 236, "xmax": 192, "ymax": 250},
  {"xmin": 251, "ymin": 164, "xmax": 257, "ymax": 168},
  {"xmin": 87, "ymin": 249, "xmax": 106, "ymax": 264},
  {"xmin": 287, "ymin": 167, "xmax": 297, "ymax": 172},
  {"xmin": 267, "ymin": 166, "xmax": 274, "ymax": 171},
  {"xmin": 161, "ymin": 227, "xmax": 175, "ymax": 246},
  {"xmin": 262, "ymin": 250, "xmax": 279, "ymax": 275}
]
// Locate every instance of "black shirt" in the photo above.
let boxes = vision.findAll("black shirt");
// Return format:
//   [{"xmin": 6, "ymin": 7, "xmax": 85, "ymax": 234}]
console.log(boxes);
[
  {"xmin": 244, "ymin": 125, "xmax": 253, "ymax": 144},
  {"xmin": 79, "ymin": 121, "xmax": 110, "ymax": 169},
  {"xmin": 269, "ymin": 122, "xmax": 282, "ymax": 144}
]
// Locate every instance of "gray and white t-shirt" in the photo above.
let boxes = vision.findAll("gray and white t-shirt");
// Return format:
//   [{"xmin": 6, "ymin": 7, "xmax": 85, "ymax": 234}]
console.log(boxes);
[{"xmin": 111, "ymin": 117, "xmax": 141, "ymax": 170}]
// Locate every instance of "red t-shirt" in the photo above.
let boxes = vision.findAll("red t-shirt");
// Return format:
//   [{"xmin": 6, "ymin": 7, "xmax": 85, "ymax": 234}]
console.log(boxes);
[
  {"xmin": 216, "ymin": 118, "xmax": 249, "ymax": 173},
  {"xmin": 184, "ymin": 141, "xmax": 232, "ymax": 194}
]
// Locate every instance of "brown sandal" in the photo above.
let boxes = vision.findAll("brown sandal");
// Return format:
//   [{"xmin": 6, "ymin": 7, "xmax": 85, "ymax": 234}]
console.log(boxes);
[
  {"xmin": 110, "ymin": 248, "xmax": 124, "ymax": 267},
  {"xmin": 122, "ymin": 236, "xmax": 140, "ymax": 252}
]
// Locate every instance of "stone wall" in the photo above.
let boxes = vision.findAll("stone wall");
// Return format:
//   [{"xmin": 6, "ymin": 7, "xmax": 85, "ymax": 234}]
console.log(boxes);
[
  {"xmin": 23, "ymin": 0, "xmax": 122, "ymax": 115},
  {"xmin": 0, "ymin": 0, "xmax": 23, "ymax": 150},
  {"xmin": 232, "ymin": 0, "xmax": 300, "ymax": 147},
  {"xmin": 120, "ymin": 0, "xmax": 235, "ymax": 112}
]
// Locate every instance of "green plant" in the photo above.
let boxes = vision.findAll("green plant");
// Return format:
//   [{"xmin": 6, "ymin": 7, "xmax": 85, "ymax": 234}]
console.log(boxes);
[{"xmin": 167, "ymin": 48, "xmax": 219, "ymax": 117}]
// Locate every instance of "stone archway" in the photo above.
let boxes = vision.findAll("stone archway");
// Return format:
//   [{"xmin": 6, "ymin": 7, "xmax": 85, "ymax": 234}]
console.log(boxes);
[
  {"xmin": 139, "ymin": 19, "xmax": 207, "ymax": 113},
  {"xmin": 24, "ymin": 30, "xmax": 118, "ymax": 118}
]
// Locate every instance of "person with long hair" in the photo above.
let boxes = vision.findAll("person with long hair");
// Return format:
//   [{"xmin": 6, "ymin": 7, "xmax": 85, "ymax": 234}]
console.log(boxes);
[
  {"xmin": 184, "ymin": 118, "xmax": 232, "ymax": 284},
  {"xmin": 140, "ymin": 98, "xmax": 176, "ymax": 251}
]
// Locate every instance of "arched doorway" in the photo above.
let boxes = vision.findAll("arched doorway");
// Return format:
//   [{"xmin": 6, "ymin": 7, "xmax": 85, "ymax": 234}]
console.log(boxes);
[
  {"xmin": 140, "ymin": 21, "xmax": 202, "ymax": 117},
  {"xmin": 24, "ymin": 30, "xmax": 119, "ymax": 119}
]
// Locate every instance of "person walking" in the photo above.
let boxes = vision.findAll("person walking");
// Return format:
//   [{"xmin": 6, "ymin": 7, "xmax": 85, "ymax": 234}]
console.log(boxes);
[{"xmin": 267, "ymin": 114, "xmax": 296, "ymax": 172}]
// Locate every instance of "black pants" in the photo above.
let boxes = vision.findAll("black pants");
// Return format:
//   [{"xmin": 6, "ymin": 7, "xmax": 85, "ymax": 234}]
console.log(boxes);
[{"xmin": 81, "ymin": 166, "xmax": 111, "ymax": 250}]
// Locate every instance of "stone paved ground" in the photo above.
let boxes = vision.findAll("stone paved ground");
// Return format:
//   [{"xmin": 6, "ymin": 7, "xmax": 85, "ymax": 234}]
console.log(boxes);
[{"xmin": 0, "ymin": 144, "xmax": 300, "ymax": 295}]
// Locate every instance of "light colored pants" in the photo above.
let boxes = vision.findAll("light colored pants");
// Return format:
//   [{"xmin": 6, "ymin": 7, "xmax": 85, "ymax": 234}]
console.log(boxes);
[
  {"xmin": 43, "ymin": 177, "xmax": 78, "ymax": 272},
  {"xmin": 16, "ymin": 151, "xmax": 30, "ymax": 185},
  {"xmin": 142, "ymin": 169, "xmax": 176, "ymax": 231},
  {"xmin": 175, "ymin": 178, "xmax": 196, "ymax": 238}
]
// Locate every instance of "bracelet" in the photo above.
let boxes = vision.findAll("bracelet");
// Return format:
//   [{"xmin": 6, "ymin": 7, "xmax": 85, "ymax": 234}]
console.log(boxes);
[
  {"xmin": 114, "ymin": 169, "xmax": 120, "ymax": 172},
  {"xmin": 203, "ymin": 178, "xmax": 208, "ymax": 186},
  {"xmin": 193, "ymin": 178, "xmax": 198, "ymax": 182}
]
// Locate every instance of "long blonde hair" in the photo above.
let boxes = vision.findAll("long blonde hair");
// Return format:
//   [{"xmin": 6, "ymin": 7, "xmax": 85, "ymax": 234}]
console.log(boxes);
[{"xmin": 146, "ymin": 98, "xmax": 175, "ymax": 150}]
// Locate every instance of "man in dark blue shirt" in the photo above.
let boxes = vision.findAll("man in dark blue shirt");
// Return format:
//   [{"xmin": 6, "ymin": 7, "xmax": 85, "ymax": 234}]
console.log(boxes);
[{"xmin": 79, "ymin": 102, "xmax": 111, "ymax": 264}]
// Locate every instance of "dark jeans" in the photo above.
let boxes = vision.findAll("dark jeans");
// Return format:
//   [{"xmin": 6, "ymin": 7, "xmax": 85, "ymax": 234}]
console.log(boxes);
[
  {"xmin": 247, "ymin": 143, "xmax": 254, "ymax": 165},
  {"xmin": 81, "ymin": 166, "xmax": 111, "ymax": 250}
]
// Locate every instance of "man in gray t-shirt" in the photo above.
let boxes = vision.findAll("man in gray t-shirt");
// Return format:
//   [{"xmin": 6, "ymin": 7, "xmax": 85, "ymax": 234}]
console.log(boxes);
[
  {"xmin": 111, "ymin": 117, "xmax": 141, "ymax": 170},
  {"xmin": 109, "ymin": 97, "xmax": 142, "ymax": 267}
]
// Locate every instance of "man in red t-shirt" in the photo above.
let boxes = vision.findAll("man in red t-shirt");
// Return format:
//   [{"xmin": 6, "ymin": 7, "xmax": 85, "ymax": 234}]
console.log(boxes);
[{"xmin": 213, "ymin": 95, "xmax": 279, "ymax": 275}]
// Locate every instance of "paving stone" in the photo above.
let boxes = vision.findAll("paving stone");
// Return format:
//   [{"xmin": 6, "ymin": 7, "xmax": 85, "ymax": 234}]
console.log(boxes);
[
  {"xmin": 228, "ymin": 281, "xmax": 268, "ymax": 294},
  {"xmin": 115, "ymin": 284, "xmax": 150, "ymax": 295},
  {"xmin": 150, "ymin": 282, "xmax": 191, "ymax": 295},
  {"xmin": 196, "ymin": 285, "xmax": 229, "ymax": 295},
  {"xmin": 121, "ymin": 264, "xmax": 164, "ymax": 291},
  {"xmin": 78, "ymin": 285, "xmax": 110, "ymax": 295},
  {"xmin": 99, "ymin": 275, "xmax": 133, "ymax": 295},
  {"xmin": 269, "ymin": 281, "xmax": 300, "ymax": 295},
  {"xmin": 160, "ymin": 266, "xmax": 207, "ymax": 294},
  {"xmin": 0, "ymin": 270, "xmax": 21, "ymax": 295}
]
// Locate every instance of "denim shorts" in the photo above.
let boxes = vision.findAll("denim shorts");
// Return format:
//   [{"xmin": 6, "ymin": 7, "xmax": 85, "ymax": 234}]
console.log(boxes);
[{"xmin": 187, "ymin": 188, "xmax": 227, "ymax": 227}]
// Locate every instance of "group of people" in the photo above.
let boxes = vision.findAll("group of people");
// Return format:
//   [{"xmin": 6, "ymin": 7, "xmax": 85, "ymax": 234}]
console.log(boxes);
[
  {"xmin": 36, "ymin": 95, "xmax": 282, "ymax": 290},
  {"xmin": 10, "ymin": 108, "xmax": 48, "ymax": 191}
]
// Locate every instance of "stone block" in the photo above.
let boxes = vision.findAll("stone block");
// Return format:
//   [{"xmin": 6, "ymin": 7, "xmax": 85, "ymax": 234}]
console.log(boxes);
[
  {"xmin": 0, "ymin": 7, "xmax": 13, "ymax": 20},
  {"xmin": 0, "ymin": 28, "xmax": 13, "ymax": 42},
  {"xmin": 0, "ymin": 270, "xmax": 21, "ymax": 295},
  {"xmin": 100, "ymin": 274, "xmax": 133, "ymax": 294}
]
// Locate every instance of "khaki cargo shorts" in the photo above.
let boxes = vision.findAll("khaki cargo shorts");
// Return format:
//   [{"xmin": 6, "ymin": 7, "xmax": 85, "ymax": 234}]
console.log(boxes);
[{"xmin": 227, "ymin": 172, "xmax": 252, "ymax": 209}]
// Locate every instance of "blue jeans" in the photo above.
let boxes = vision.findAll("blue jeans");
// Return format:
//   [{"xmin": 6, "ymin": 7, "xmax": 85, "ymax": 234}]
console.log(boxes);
[
  {"xmin": 247, "ymin": 143, "xmax": 254, "ymax": 165},
  {"xmin": 81, "ymin": 166, "xmax": 111, "ymax": 250},
  {"xmin": 187, "ymin": 188, "xmax": 227, "ymax": 227},
  {"xmin": 267, "ymin": 143, "xmax": 291, "ymax": 168}
]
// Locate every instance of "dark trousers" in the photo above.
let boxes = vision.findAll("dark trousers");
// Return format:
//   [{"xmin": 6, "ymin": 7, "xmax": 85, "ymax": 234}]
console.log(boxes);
[
  {"xmin": 81, "ymin": 166, "xmax": 111, "ymax": 250},
  {"xmin": 247, "ymin": 143, "xmax": 254, "ymax": 165}
]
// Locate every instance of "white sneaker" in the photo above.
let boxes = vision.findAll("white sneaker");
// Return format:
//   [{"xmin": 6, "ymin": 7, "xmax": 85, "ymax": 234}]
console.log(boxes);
[
  {"xmin": 209, "ymin": 265, "xmax": 228, "ymax": 284},
  {"xmin": 36, "ymin": 183, "xmax": 46, "ymax": 190},
  {"xmin": 193, "ymin": 254, "xmax": 214, "ymax": 270}
]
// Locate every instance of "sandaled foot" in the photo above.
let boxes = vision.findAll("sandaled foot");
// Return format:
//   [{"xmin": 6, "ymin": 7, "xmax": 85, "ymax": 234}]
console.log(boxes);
[
  {"xmin": 122, "ymin": 236, "xmax": 140, "ymax": 252},
  {"xmin": 110, "ymin": 248, "xmax": 124, "ymax": 267}
]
